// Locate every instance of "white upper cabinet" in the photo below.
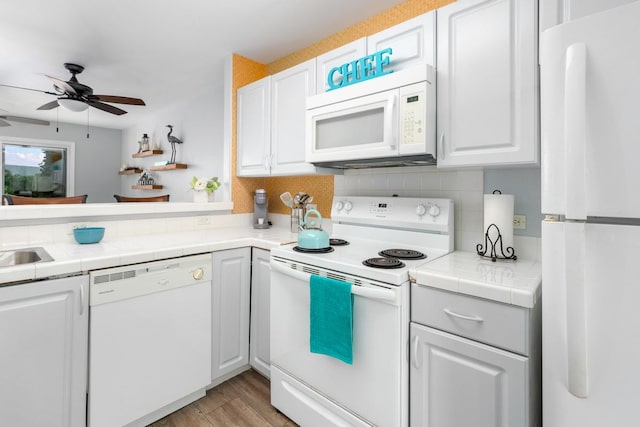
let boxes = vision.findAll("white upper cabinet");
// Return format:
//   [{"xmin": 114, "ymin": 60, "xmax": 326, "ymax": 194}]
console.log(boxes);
[
  {"xmin": 237, "ymin": 76, "xmax": 271, "ymax": 176},
  {"xmin": 367, "ymin": 11, "xmax": 436, "ymax": 72},
  {"xmin": 270, "ymin": 59, "xmax": 317, "ymax": 176},
  {"xmin": 315, "ymin": 38, "xmax": 367, "ymax": 93},
  {"xmin": 237, "ymin": 59, "xmax": 316, "ymax": 177},
  {"xmin": 436, "ymin": 0, "xmax": 539, "ymax": 168}
]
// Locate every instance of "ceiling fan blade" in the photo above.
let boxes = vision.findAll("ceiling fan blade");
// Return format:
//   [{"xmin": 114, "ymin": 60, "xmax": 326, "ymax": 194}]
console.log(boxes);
[
  {"xmin": 37, "ymin": 100, "xmax": 60, "ymax": 110},
  {"xmin": 2, "ymin": 115, "xmax": 50, "ymax": 126},
  {"xmin": 92, "ymin": 95, "xmax": 145, "ymax": 105},
  {"xmin": 0, "ymin": 119, "xmax": 10, "ymax": 127},
  {"xmin": 0, "ymin": 83, "xmax": 58, "ymax": 96},
  {"xmin": 45, "ymin": 75, "xmax": 77, "ymax": 95},
  {"xmin": 87, "ymin": 100, "xmax": 127, "ymax": 115}
]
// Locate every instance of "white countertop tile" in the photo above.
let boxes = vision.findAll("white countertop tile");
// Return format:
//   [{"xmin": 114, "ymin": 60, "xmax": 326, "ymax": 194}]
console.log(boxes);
[
  {"xmin": 410, "ymin": 251, "xmax": 541, "ymax": 308},
  {"xmin": 1, "ymin": 225, "xmax": 298, "ymax": 286}
]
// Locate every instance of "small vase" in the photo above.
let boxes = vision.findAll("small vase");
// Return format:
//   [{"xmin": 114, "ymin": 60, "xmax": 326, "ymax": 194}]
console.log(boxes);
[{"xmin": 193, "ymin": 191, "xmax": 209, "ymax": 203}]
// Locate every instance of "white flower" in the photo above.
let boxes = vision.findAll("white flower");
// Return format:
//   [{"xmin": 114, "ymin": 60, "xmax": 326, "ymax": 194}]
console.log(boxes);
[{"xmin": 189, "ymin": 176, "xmax": 221, "ymax": 193}]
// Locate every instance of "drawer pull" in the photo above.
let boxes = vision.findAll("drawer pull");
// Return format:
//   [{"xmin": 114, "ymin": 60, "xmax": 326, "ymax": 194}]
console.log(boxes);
[{"xmin": 443, "ymin": 308, "xmax": 484, "ymax": 323}]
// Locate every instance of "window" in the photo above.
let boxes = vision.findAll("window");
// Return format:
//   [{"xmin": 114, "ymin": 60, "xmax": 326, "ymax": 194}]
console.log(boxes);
[{"xmin": 1, "ymin": 137, "xmax": 75, "ymax": 199}]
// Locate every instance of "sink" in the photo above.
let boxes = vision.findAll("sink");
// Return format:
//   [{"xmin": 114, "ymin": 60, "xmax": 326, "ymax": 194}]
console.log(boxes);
[{"xmin": 0, "ymin": 247, "xmax": 54, "ymax": 268}]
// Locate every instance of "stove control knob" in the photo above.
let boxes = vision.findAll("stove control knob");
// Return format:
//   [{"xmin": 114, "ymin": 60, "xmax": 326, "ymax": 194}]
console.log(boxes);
[
  {"xmin": 344, "ymin": 201, "xmax": 353, "ymax": 212},
  {"xmin": 428, "ymin": 204, "xmax": 441, "ymax": 218},
  {"xmin": 335, "ymin": 201, "xmax": 344, "ymax": 211},
  {"xmin": 416, "ymin": 204, "xmax": 427, "ymax": 216},
  {"xmin": 193, "ymin": 267, "xmax": 205, "ymax": 280}
]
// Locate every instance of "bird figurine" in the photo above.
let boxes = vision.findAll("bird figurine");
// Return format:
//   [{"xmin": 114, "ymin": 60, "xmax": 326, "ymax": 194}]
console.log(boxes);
[{"xmin": 166, "ymin": 125, "xmax": 183, "ymax": 164}]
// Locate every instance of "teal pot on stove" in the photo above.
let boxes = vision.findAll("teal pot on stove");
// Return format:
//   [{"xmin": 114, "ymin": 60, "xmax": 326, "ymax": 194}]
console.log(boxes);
[{"xmin": 297, "ymin": 209, "xmax": 330, "ymax": 249}]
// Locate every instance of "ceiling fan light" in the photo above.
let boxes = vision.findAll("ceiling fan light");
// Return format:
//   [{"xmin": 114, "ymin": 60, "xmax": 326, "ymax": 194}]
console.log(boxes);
[{"xmin": 58, "ymin": 98, "xmax": 88, "ymax": 112}]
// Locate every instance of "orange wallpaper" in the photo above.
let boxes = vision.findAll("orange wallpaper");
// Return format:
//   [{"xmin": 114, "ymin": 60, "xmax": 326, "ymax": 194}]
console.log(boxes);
[{"xmin": 231, "ymin": 0, "xmax": 453, "ymax": 217}]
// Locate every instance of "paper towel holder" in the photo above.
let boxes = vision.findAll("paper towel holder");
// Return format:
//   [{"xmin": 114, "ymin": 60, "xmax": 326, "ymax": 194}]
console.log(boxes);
[
  {"xmin": 477, "ymin": 223, "xmax": 518, "ymax": 262},
  {"xmin": 477, "ymin": 191, "xmax": 517, "ymax": 262}
]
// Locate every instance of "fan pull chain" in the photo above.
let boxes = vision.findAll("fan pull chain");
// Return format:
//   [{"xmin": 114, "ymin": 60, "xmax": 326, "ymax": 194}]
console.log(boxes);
[
  {"xmin": 56, "ymin": 107, "xmax": 59, "ymax": 133},
  {"xmin": 86, "ymin": 108, "xmax": 90, "ymax": 139}
]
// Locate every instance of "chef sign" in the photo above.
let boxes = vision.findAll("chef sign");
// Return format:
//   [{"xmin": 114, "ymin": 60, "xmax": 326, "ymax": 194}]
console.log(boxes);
[{"xmin": 326, "ymin": 48, "xmax": 393, "ymax": 91}]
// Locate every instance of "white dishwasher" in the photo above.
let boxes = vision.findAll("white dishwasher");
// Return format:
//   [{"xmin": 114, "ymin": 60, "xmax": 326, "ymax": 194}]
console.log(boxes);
[{"xmin": 88, "ymin": 254, "xmax": 212, "ymax": 427}]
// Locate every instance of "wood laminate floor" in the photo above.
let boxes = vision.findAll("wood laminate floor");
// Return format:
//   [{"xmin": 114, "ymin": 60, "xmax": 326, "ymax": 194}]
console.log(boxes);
[{"xmin": 150, "ymin": 369, "xmax": 297, "ymax": 427}]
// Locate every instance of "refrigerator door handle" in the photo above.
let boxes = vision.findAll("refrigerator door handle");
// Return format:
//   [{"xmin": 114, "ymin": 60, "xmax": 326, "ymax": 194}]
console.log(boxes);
[
  {"xmin": 565, "ymin": 221, "xmax": 589, "ymax": 398},
  {"xmin": 564, "ymin": 43, "xmax": 587, "ymax": 220}
]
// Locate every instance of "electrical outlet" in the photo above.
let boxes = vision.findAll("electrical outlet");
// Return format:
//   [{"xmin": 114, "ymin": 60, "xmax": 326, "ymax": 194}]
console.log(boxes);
[{"xmin": 513, "ymin": 214, "xmax": 526, "ymax": 230}]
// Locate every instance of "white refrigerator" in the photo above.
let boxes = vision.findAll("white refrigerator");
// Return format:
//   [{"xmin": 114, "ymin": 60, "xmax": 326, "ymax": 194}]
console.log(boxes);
[{"xmin": 540, "ymin": 2, "xmax": 640, "ymax": 426}]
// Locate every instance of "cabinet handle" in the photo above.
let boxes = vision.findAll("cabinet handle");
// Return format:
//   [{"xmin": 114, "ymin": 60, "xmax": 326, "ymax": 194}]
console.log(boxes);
[
  {"xmin": 443, "ymin": 308, "xmax": 483, "ymax": 322},
  {"xmin": 79, "ymin": 283, "xmax": 85, "ymax": 316},
  {"xmin": 412, "ymin": 335, "xmax": 421, "ymax": 370},
  {"xmin": 264, "ymin": 155, "xmax": 270, "ymax": 172},
  {"xmin": 439, "ymin": 132, "xmax": 445, "ymax": 160}
]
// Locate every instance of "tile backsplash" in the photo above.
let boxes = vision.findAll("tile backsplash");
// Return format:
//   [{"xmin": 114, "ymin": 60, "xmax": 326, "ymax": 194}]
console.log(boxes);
[
  {"xmin": 335, "ymin": 166, "xmax": 484, "ymax": 253},
  {"xmin": 334, "ymin": 166, "xmax": 540, "ymax": 258}
]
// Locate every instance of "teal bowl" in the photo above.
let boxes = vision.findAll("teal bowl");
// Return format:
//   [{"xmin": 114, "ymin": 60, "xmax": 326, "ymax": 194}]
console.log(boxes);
[{"xmin": 73, "ymin": 227, "xmax": 105, "ymax": 244}]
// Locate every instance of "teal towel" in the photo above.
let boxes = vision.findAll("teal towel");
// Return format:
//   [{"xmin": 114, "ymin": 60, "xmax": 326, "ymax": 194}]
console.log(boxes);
[{"xmin": 309, "ymin": 274, "xmax": 353, "ymax": 364}]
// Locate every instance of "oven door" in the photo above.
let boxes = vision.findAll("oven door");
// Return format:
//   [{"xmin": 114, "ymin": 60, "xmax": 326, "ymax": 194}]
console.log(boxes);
[
  {"xmin": 270, "ymin": 258, "xmax": 408, "ymax": 427},
  {"xmin": 306, "ymin": 88, "xmax": 398, "ymax": 164}
]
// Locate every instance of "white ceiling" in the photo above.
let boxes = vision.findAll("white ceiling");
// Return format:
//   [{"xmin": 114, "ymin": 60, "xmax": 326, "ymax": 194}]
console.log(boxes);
[{"xmin": 0, "ymin": 0, "xmax": 406, "ymax": 130}]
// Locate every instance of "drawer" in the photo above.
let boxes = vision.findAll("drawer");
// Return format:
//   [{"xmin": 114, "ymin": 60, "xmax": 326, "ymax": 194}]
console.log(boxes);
[{"xmin": 411, "ymin": 284, "xmax": 530, "ymax": 355}]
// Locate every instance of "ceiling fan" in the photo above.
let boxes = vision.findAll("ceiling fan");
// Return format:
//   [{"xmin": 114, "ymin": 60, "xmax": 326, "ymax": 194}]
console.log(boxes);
[{"xmin": 0, "ymin": 63, "xmax": 145, "ymax": 116}]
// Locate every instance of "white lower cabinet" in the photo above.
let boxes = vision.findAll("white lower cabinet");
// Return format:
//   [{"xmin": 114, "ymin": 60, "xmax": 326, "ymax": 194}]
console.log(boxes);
[
  {"xmin": 0, "ymin": 275, "xmax": 88, "ymax": 427},
  {"xmin": 211, "ymin": 248, "xmax": 251, "ymax": 382},
  {"xmin": 410, "ymin": 284, "xmax": 541, "ymax": 427},
  {"xmin": 249, "ymin": 248, "xmax": 271, "ymax": 377},
  {"xmin": 410, "ymin": 323, "xmax": 527, "ymax": 427}
]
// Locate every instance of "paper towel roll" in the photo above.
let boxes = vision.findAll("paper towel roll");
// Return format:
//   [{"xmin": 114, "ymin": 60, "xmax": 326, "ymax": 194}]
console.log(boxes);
[{"xmin": 483, "ymin": 193, "xmax": 514, "ymax": 252}]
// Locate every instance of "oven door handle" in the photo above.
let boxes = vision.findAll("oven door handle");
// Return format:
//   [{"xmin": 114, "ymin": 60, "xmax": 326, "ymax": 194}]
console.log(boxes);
[{"xmin": 270, "ymin": 260, "xmax": 397, "ymax": 302}]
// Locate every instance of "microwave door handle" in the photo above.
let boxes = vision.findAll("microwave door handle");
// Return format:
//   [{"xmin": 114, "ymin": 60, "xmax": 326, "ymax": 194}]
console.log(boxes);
[
  {"xmin": 386, "ymin": 93, "xmax": 397, "ymax": 149},
  {"xmin": 270, "ymin": 260, "xmax": 397, "ymax": 302}
]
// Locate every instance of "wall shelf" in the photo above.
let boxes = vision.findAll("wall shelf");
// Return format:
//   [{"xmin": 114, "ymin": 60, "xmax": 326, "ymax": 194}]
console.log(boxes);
[
  {"xmin": 132, "ymin": 185, "xmax": 163, "ymax": 190},
  {"xmin": 119, "ymin": 168, "xmax": 143, "ymax": 175},
  {"xmin": 150, "ymin": 163, "xmax": 188, "ymax": 171},
  {"xmin": 132, "ymin": 150, "xmax": 163, "ymax": 158}
]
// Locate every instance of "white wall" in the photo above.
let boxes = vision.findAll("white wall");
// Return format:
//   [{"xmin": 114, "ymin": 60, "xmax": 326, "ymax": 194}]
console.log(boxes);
[
  {"xmin": 1, "ymin": 121, "xmax": 122, "ymax": 203},
  {"xmin": 121, "ymin": 83, "xmax": 226, "ymax": 202}
]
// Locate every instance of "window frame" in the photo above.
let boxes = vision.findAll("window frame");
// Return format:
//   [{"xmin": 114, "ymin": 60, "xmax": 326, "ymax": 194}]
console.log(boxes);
[{"xmin": 1, "ymin": 136, "xmax": 76, "ymax": 198}]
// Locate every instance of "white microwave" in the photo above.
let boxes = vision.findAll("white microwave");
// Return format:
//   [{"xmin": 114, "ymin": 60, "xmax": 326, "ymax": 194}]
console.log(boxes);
[{"xmin": 306, "ymin": 64, "xmax": 435, "ymax": 169}]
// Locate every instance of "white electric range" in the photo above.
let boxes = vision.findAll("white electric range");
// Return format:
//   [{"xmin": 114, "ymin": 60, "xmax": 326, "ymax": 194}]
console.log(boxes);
[{"xmin": 270, "ymin": 196, "xmax": 454, "ymax": 427}]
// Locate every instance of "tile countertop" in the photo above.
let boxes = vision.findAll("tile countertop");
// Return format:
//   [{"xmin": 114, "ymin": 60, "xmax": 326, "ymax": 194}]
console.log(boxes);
[
  {"xmin": 409, "ymin": 251, "xmax": 541, "ymax": 308},
  {"xmin": 0, "ymin": 226, "xmax": 298, "ymax": 286}
]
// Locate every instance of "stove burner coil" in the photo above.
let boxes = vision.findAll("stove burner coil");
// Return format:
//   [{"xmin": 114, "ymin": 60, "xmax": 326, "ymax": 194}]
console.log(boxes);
[
  {"xmin": 329, "ymin": 238, "xmax": 350, "ymax": 246},
  {"xmin": 378, "ymin": 249, "xmax": 426, "ymax": 260},
  {"xmin": 293, "ymin": 246, "xmax": 335, "ymax": 254},
  {"xmin": 362, "ymin": 257, "xmax": 405, "ymax": 269}
]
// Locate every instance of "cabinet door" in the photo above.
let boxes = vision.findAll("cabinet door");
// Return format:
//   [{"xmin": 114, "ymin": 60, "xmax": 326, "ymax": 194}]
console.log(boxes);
[
  {"xmin": 270, "ymin": 58, "xmax": 317, "ymax": 176},
  {"xmin": 249, "ymin": 248, "xmax": 271, "ymax": 377},
  {"xmin": 211, "ymin": 248, "xmax": 251, "ymax": 381},
  {"xmin": 410, "ymin": 323, "xmax": 528, "ymax": 427},
  {"xmin": 367, "ymin": 11, "xmax": 436, "ymax": 72},
  {"xmin": 315, "ymin": 38, "xmax": 367, "ymax": 93},
  {"xmin": 0, "ymin": 275, "xmax": 88, "ymax": 427},
  {"xmin": 237, "ymin": 76, "xmax": 271, "ymax": 177},
  {"xmin": 437, "ymin": 0, "xmax": 538, "ymax": 167}
]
